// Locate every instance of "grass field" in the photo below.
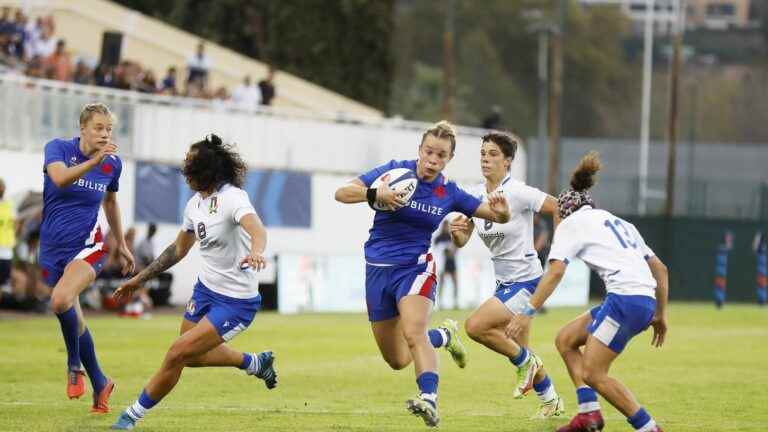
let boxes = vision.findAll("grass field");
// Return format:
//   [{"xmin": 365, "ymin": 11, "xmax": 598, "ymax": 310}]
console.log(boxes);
[{"xmin": 1, "ymin": 303, "xmax": 766, "ymax": 431}]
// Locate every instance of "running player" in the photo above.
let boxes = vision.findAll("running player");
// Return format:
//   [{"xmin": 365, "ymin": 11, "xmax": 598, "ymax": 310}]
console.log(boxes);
[
  {"xmin": 41, "ymin": 102, "xmax": 134, "ymax": 413},
  {"xmin": 335, "ymin": 121, "xmax": 511, "ymax": 427},
  {"xmin": 111, "ymin": 134, "xmax": 276, "ymax": 430},
  {"xmin": 506, "ymin": 151, "xmax": 668, "ymax": 432},
  {"xmin": 449, "ymin": 131, "xmax": 564, "ymax": 419}
]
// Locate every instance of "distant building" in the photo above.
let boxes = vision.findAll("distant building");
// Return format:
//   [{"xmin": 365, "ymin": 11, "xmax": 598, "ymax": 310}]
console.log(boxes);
[{"xmin": 578, "ymin": 0, "xmax": 754, "ymax": 34}]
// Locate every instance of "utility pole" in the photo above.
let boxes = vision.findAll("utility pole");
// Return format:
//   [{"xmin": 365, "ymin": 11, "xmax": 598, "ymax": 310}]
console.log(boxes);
[
  {"xmin": 665, "ymin": 0, "xmax": 685, "ymax": 217},
  {"xmin": 441, "ymin": 0, "xmax": 456, "ymax": 122},
  {"xmin": 547, "ymin": 0, "xmax": 566, "ymax": 196}
]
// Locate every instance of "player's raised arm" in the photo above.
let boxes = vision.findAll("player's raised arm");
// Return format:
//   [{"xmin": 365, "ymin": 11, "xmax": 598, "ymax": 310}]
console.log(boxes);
[{"xmin": 114, "ymin": 230, "xmax": 196, "ymax": 302}]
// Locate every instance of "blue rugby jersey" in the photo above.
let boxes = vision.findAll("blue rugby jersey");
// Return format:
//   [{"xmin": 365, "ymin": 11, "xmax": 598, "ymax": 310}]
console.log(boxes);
[
  {"xmin": 40, "ymin": 137, "xmax": 122, "ymax": 247},
  {"xmin": 359, "ymin": 159, "xmax": 481, "ymax": 265}
]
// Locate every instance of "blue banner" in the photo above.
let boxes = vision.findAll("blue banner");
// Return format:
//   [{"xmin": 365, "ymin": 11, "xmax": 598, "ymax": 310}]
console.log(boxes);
[{"xmin": 135, "ymin": 162, "xmax": 311, "ymax": 228}]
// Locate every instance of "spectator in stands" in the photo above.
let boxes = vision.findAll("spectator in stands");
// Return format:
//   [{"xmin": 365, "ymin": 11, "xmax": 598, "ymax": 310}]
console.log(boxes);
[
  {"xmin": 0, "ymin": 7, "xmax": 11, "ymax": 35},
  {"xmin": 73, "ymin": 59, "xmax": 92, "ymax": 85},
  {"xmin": 29, "ymin": 17, "xmax": 56, "ymax": 61},
  {"xmin": 186, "ymin": 41, "xmax": 211, "ymax": 90},
  {"xmin": 137, "ymin": 69, "xmax": 158, "ymax": 93},
  {"xmin": 9, "ymin": 9, "xmax": 27, "ymax": 61},
  {"xmin": 231, "ymin": 75, "xmax": 260, "ymax": 109},
  {"xmin": 94, "ymin": 63, "xmax": 114, "ymax": 87},
  {"xmin": 135, "ymin": 223, "xmax": 157, "ymax": 271},
  {"xmin": 0, "ymin": 178, "xmax": 15, "ymax": 293},
  {"xmin": 434, "ymin": 220, "xmax": 459, "ymax": 309},
  {"xmin": 160, "ymin": 66, "xmax": 178, "ymax": 95},
  {"xmin": 258, "ymin": 66, "xmax": 276, "ymax": 106},
  {"xmin": 482, "ymin": 105, "xmax": 502, "ymax": 130},
  {"xmin": 45, "ymin": 39, "xmax": 72, "ymax": 81}
]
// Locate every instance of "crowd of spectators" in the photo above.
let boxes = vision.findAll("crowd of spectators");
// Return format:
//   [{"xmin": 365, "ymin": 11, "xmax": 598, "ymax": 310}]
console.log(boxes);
[{"xmin": 0, "ymin": 7, "xmax": 276, "ymax": 108}]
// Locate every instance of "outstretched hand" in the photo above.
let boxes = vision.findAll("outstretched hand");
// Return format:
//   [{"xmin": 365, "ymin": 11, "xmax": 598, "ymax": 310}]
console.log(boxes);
[
  {"xmin": 240, "ymin": 252, "xmax": 267, "ymax": 272},
  {"xmin": 649, "ymin": 314, "xmax": 667, "ymax": 348},
  {"xmin": 113, "ymin": 277, "xmax": 141, "ymax": 303}
]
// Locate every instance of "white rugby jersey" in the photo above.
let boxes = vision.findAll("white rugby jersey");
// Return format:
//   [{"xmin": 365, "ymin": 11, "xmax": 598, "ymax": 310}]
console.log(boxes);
[
  {"xmin": 471, "ymin": 175, "xmax": 547, "ymax": 283},
  {"xmin": 183, "ymin": 183, "xmax": 260, "ymax": 299},
  {"xmin": 548, "ymin": 206, "xmax": 656, "ymax": 297}
]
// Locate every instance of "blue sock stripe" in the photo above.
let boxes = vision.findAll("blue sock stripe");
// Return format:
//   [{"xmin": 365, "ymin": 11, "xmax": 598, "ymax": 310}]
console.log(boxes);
[
  {"xmin": 55, "ymin": 306, "xmax": 80, "ymax": 370},
  {"xmin": 239, "ymin": 353, "xmax": 253, "ymax": 370},
  {"xmin": 427, "ymin": 329, "xmax": 446, "ymax": 348},
  {"xmin": 416, "ymin": 371, "xmax": 439, "ymax": 395},
  {"xmin": 576, "ymin": 386, "xmax": 598, "ymax": 404},
  {"xmin": 510, "ymin": 347, "xmax": 529, "ymax": 367},
  {"xmin": 139, "ymin": 389, "xmax": 159, "ymax": 409},
  {"xmin": 533, "ymin": 375, "xmax": 552, "ymax": 394},
  {"xmin": 628, "ymin": 407, "xmax": 651, "ymax": 429},
  {"xmin": 79, "ymin": 328, "xmax": 107, "ymax": 394}
]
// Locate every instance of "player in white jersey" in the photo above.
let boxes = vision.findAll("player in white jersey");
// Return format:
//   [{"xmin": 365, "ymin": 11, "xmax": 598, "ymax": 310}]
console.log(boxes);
[
  {"xmin": 111, "ymin": 135, "xmax": 277, "ymax": 430},
  {"xmin": 507, "ymin": 152, "xmax": 669, "ymax": 432},
  {"xmin": 450, "ymin": 131, "xmax": 564, "ymax": 419}
]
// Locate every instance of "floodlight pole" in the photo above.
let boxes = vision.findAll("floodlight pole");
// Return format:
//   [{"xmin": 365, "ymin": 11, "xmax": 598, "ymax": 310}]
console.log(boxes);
[
  {"xmin": 638, "ymin": 0, "xmax": 655, "ymax": 215},
  {"xmin": 665, "ymin": 0, "xmax": 685, "ymax": 218},
  {"xmin": 441, "ymin": 0, "xmax": 456, "ymax": 122}
]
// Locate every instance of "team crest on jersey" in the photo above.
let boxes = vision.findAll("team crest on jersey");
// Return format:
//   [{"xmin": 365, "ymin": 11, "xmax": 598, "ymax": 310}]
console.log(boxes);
[
  {"xmin": 69, "ymin": 156, "xmax": 79, "ymax": 166},
  {"xmin": 186, "ymin": 299, "xmax": 196, "ymax": 314},
  {"xmin": 209, "ymin": 197, "xmax": 219, "ymax": 214}
]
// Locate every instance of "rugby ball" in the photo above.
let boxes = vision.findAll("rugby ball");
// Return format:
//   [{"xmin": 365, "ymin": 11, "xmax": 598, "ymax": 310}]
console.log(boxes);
[{"xmin": 370, "ymin": 168, "xmax": 418, "ymax": 211}]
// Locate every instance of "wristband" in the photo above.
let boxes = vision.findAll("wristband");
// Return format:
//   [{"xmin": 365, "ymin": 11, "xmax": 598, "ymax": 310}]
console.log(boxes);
[
  {"xmin": 521, "ymin": 301, "xmax": 537, "ymax": 317},
  {"xmin": 366, "ymin": 187, "xmax": 378, "ymax": 210}
]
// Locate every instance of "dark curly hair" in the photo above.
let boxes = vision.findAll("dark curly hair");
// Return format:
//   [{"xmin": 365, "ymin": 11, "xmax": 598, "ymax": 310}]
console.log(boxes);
[{"xmin": 182, "ymin": 134, "xmax": 247, "ymax": 192}]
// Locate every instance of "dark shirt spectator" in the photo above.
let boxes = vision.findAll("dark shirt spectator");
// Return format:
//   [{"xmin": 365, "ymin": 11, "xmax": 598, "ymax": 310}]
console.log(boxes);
[
  {"xmin": 482, "ymin": 105, "xmax": 502, "ymax": 130},
  {"xmin": 161, "ymin": 66, "xmax": 178, "ymax": 95},
  {"xmin": 186, "ymin": 42, "xmax": 210, "ymax": 88},
  {"xmin": 258, "ymin": 67, "xmax": 276, "ymax": 106}
]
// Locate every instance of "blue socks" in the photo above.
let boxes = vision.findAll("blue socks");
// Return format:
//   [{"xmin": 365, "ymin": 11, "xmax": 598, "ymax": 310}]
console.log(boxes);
[
  {"xmin": 427, "ymin": 328, "xmax": 450, "ymax": 348},
  {"xmin": 416, "ymin": 372, "xmax": 439, "ymax": 408},
  {"xmin": 576, "ymin": 385, "xmax": 600, "ymax": 413},
  {"xmin": 509, "ymin": 347, "xmax": 530, "ymax": 367},
  {"xmin": 239, "ymin": 353, "xmax": 253, "ymax": 370},
  {"xmin": 79, "ymin": 327, "xmax": 107, "ymax": 394},
  {"xmin": 126, "ymin": 389, "xmax": 159, "ymax": 421},
  {"xmin": 628, "ymin": 407, "xmax": 656, "ymax": 431},
  {"xmin": 55, "ymin": 306, "xmax": 80, "ymax": 371}
]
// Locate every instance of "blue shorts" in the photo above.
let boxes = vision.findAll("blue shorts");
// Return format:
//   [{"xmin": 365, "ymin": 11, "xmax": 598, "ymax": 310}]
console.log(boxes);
[
  {"xmin": 365, "ymin": 257, "xmax": 437, "ymax": 322},
  {"xmin": 39, "ymin": 242, "xmax": 108, "ymax": 287},
  {"xmin": 494, "ymin": 277, "xmax": 541, "ymax": 314},
  {"xmin": 183, "ymin": 280, "xmax": 261, "ymax": 341},
  {"xmin": 588, "ymin": 293, "xmax": 656, "ymax": 353}
]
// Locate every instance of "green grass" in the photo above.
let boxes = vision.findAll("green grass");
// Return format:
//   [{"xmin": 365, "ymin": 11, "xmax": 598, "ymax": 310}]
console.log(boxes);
[{"xmin": 1, "ymin": 303, "xmax": 766, "ymax": 431}]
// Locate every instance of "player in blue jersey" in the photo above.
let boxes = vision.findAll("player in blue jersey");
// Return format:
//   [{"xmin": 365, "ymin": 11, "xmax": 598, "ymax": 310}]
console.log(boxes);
[
  {"xmin": 335, "ymin": 121, "xmax": 512, "ymax": 427},
  {"xmin": 450, "ymin": 131, "xmax": 564, "ymax": 419},
  {"xmin": 111, "ymin": 135, "xmax": 276, "ymax": 430},
  {"xmin": 41, "ymin": 103, "xmax": 135, "ymax": 413},
  {"xmin": 507, "ymin": 152, "xmax": 669, "ymax": 432}
]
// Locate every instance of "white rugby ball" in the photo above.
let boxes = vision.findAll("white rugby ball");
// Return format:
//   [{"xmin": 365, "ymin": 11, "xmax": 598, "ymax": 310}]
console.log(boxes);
[{"xmin": 370, "ymin": 167, "xmax": 418, "ymax": 211}]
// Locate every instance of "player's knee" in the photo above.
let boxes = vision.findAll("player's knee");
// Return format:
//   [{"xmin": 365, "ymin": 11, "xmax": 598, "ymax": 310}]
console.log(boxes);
[
  {"xmin": 554, "ymin": 329, "xmax": 574, "ymax": 354},
  {"xmin": 165, "ymin": 343, "xmax": 194, "ymax": 368},
  {"xmin": 464, "ymin": 317, "xmax": 483, "ymax": 341},
  {"xmin": 581, "ymin": 365, "xmax": 604, "ymax": 388},
  {"xmin": 402, "ymin": 328, "xmax": 428, "ymax": 348},
  {"xmin": 51, "ymin": 291, "xmax": 74, "ymax": 313}
]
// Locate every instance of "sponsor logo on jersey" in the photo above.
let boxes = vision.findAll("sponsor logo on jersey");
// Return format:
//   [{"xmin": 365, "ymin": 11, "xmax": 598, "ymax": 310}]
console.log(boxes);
[
  {"xmin": 408, "ymin": 200, "xmax": 444, "ymax": 216},
  {"xmin": 75, "ymin": 178, "xmax": 107, "ymax": 192},
  {"xmin": 209, "ymin": 197, "xmax": 218, "ymax": 214}
]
